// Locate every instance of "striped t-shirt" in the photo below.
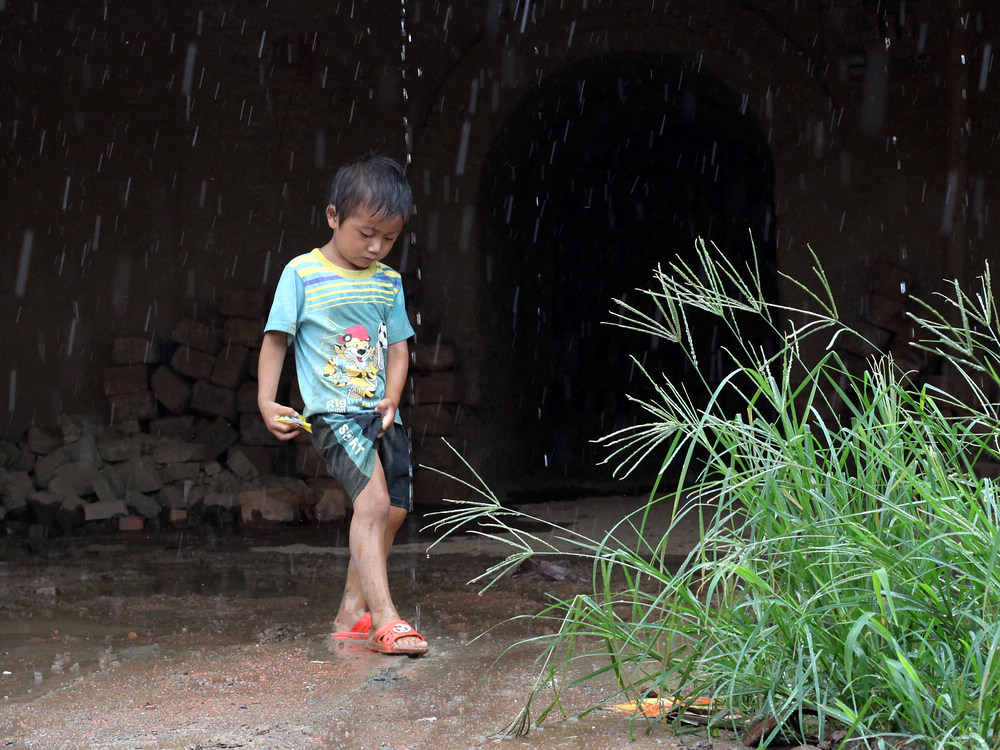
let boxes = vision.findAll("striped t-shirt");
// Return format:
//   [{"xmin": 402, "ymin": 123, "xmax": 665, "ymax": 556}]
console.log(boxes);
[{"xmin": 265, "ymin": 249, "xmax": 414, "ymax": 418}]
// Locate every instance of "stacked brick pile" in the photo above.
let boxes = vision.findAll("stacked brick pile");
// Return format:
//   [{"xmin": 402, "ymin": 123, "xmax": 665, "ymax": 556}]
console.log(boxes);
[
  {"xmin": 0, "ymin": 289, "xmax": 465, "ymax": 537},
  {"xmin": 838, "ymin": 261, "xmax": 998, "ymax": 422}
]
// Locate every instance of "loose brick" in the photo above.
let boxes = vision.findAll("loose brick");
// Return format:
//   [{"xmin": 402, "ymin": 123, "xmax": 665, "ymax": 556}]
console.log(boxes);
[
  {"xmin": 239, "ymin": 488, "xmax": 299, "ymax": 524},
  {"xmin": 171, "ymin": 345, "xmax": 217, "ymax": 380},
  {"xmin": 223, "ymin": 317, "xmax": 263, "ymax": 348},
  {"xmin": 159, "ymin": 462, "xmax": 202, "ymax": 484},
  {"xmin": 110, "ymin": 391, "xmax": 159, "ymax": 422},
  {"xmin": 150, "ymin": 366, "xmax": 193, "ymax": 415},
  {"xmin": 238, "ymin": 382, "xmax": 259, "ymax": 413},
  {"xmin": 226, "ymin": 447, "xmax": 261, "ymax": 481},
  {"xmin": 83, "ymin": 498, "xmax": 128, "ymax": 521},
  {"xmin": 103, "ymin": 365, "xmax": 150, "ymax": 396},
  {"xmin": 148, "ymin": 415, "xmax": 197, "ymax": 440},
  {"xmin": 152, "ymin": 438, "xmax": 208, "ymax": 464},
  {"xmin": 409, "ymin": 371, "xmax": 458, "ymax": 404},
  {"xmin": 218, "ymin": 290, "xmax": 266, "ymax": 318},
  {"xmin": 118, "ymin": 515, "xmax": 145, "ymax": 531},
  {"xmin": 405, "ymin": 403, "xmax": 460, "ymax": 436},
  {"xmin": 112, "ymin": 336, "xmax": 163, "ymax": 365},
  {"xmin": 411, "ymin": 341, "xmax": 457, "ymax": 371},
  {"xmin": 196, "ymin": 417, "xmax": 239, "ymax": 460},
  {"xmin": 234, "ymin": 445, "xmax": 277, "ymax": 476},
  {"xmin": 172, "ymin": 318, "xmax": 223, "ymax": 355},
  {"xmin": 210, "ymin": 344, "xmax": 250, "ymax": 389},
  {"xmin": 239, "ymin": 413, "xmax": 281, "ymax": 446},
  {"xmin": 841, "ymin": 321, "xmax": 892, "ymax": 359},
  {"xmin": 190, "ymin": 380, "xmax": 238, "ymax": 422},
  {"xmin": 97, "ymin": 437, "xmax": 144, "ymax": 463}
]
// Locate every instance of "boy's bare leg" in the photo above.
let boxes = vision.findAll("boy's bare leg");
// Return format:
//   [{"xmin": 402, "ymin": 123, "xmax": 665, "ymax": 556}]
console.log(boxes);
[
  {"xmin": 340, "ymin": 456, "xmax": 425, "ymax": 650},
  {"xmin": 330, "ymin": 504, "xmax": 407, "ymax": 632}
]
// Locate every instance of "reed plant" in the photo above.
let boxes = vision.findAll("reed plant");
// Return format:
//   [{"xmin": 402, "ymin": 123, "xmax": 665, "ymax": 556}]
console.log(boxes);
[{"xmin": 425, "ymin": 241, "xmax": 1000, "ymax": 749}]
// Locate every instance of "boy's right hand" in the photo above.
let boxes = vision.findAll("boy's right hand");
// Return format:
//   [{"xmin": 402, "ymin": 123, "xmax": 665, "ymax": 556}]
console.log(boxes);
[{"xmin": 259, "ymin": 400, "xmax": 303, "ymax": 441}]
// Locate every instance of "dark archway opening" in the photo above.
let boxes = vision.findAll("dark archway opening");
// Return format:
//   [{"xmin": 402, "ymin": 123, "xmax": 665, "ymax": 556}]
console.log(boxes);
[{"xmin": 477, "ymin": 52, "xmax": 777, "ymax": 496}]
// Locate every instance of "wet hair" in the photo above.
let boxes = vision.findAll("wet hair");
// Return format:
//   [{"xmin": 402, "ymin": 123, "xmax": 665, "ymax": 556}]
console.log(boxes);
[{"xmin": 327, "ymin": 153, "xmax": 413, "ymax": 223}]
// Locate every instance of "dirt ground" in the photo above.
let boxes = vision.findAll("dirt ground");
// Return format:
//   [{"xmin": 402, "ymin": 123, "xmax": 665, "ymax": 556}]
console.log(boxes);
[{"xmin": 0, "ymin": 496, "xmax": 735, "ymax": 750}]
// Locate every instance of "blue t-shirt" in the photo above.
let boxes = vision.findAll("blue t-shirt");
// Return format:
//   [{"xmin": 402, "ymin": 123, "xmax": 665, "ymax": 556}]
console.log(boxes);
[{"xmin": 265, "ymin": 249, "xmax": 414, "ymax": 419}]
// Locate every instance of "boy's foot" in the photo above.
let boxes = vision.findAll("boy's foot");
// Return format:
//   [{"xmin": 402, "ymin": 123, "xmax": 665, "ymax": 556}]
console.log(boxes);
[
  {"xmin": 330, "ymin": 612, "xmax": 371, "ymax": 640},
  {"xmin": 367, "ymin": 620, "xmax": 429, "ymax": 655}
]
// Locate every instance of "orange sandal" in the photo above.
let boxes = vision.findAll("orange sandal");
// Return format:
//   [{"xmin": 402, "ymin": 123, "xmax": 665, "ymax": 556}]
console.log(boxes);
[
  {"xmin": 331, "ymin": 612, "xmax": 371, "ymax": 640},
  {"xmin": 367, "ymin": 620, "xmax": 429, "ymax": 655}
]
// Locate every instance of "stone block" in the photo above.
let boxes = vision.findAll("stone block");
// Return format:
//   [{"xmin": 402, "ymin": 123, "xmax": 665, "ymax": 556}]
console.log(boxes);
[
  {"xmin": 159, "ymin": 462, "xmax": 203, "ymax": 484},
  {"xmin": 238, "ymin": 487, "xmax": 300, "ymax": 525},
  {"xmin": 158, "ymin": 484, "xmax": 187, "ymax": 509},
  {"xmin": 169, "ymin": 508, "xmax": 189, "ymax": 527},
  {"xmin": 98, "ymin": 436, "xmax": 144, "ymax": 463},
  {"xmin": 239, "ymin": 413, "xmax": 280, "ymax": 446},
  {"xmin": 223, "ymin": 317, "xmax": 263, "ymax": 348},
  {"xmin": 172, "ymin": 318, "xmax": 223, "ymax": 355},
  {"xmin": 33, "ymin": 446, "xmax": 73, "ymax": 489},
  {"xmin": 119, "ymin": 456, "xmax": 163, "ymax": 493},
  {"xmin": 112, "ymin": 336, "xmax": 163, "ymax": 365},
  {"xmin": 238, "ymin": 382, "xmax": 259, "ymax": 413},
  {"xmin": 405, "ymin": 404, "xmax": 460, "ymax": 437},
  {"xmin": 110, "ymin": 391, "xmax": 159, "ymax": 422},
  {"xmin": 411, "ymin": 341, "xmax": 457, "ymax": 371},
  {"xmin": 148, "ymin": 415, "xmax": 197, "ymax": 440},
  {"xmin": 152, "ymin": 439, "xmax": 208, "ymax": 464},
  {"xmin": 48, "ymin": 461, "xmax": 102, "ymax": 497},
  {"xmin": 218, "ymin": 290, "xmax": 266, "ymax": 318},
  {"xmin": 190, "ymin": 380, "xmax": 238, "ymax": 422},
  {"xmin": 125, "ymin": 490, "xmax": 162, "ymax": 518},
  {"xmin": 409, "ymin": 371, "xmax": 458, "ymax": 404},
  {"xmin": 27, "ymin": 425, "xmax": 64, "ymax": 455},
  {"xmin": 103, "ymin": 365, "xmax": 150, "ymax": 396},
  {"xmin": 313, "ymin": 486, "xmax": 349, "ymax": 522},
  {"xmin": 0, "ymin": 440, "xmax": 34, "ymax": 472},
  {"xmin": 865, "ymin": 293, "xmax": 906, "ymax": 333},
  {"xmin": 171, "ymin": 345, "xmax": 217, "ymax": 380},
  {"xmin": 411, "ymin": 436, "xmax": 462, "ymax": 472},
  {"xmin": 150, "ymin": 366, "xmax": 194, "ymax": 415},
  {"xmin": 204, "ymin": 491, "xmax": 239, "ymax": 509},
  {"xmin": 196, "ymin": 417, "xmax": 239, "ymax": 460},
  {"xmin": 83, "ymin": 498, "xmax": 128, "ymax": 521},
  {"xmin": 841, "ymin": 321, "xmax": 892, "ymax": 359},
  {"xmin": 210, "ymin": 344, "xmax": 250, "ymax": 389},
  {"xmin": 226, "ymin": 447, "xmax": 261, "ymax": 481},
  {"xmin": 0, "ymin": 470, "xmax": 34, "ymax": 511}
]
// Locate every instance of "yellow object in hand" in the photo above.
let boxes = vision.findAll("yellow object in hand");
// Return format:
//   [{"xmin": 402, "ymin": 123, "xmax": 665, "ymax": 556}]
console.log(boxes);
[{"xmin": 275, "ymin": 414, "xmax": 312, "ymax": 433}]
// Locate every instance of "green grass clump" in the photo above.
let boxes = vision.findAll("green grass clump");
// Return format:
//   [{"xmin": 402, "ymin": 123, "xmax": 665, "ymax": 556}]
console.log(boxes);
[{"xmin": 425, "ymin": 241, "xmax": 1000, "ymax": 749}]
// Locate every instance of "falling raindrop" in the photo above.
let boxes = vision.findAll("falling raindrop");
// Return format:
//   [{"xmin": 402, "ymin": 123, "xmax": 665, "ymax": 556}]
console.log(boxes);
[
  {"xmin": 181, "ymin": 42, "xmax": 197, "ymax": 96},
  {"xmin": 14, "ymin": 229, "xmax": 33, "ymax": 298}
]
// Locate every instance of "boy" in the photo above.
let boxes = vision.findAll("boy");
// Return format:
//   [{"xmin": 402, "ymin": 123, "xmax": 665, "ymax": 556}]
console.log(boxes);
[{"xmin": 257, "ymin": 154, "xmax": 428, "ymax": 656}]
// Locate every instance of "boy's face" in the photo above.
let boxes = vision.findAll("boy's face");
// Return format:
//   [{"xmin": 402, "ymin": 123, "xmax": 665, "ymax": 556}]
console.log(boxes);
[{"xmin": 326, "ymin": 204, "xmax": 404, "ymax": 270}]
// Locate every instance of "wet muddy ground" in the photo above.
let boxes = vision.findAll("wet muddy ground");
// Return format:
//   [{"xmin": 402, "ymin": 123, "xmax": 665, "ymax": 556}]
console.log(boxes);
[{"xmin": 0, "ymin": 497, "xmax": 734, "ymax": 750}]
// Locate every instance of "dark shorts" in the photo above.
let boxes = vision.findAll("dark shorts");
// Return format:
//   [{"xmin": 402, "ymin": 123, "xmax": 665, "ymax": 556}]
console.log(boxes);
[{"xmin": 309, "ymin": 411, "xmax": 413, "ymax": 512}]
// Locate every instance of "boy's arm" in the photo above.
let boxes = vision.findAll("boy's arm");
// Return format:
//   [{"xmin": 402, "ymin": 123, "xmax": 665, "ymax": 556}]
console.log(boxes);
[
  {"xmin": 376, "ymin": 339, "xmax": 409, "ymax": 437},
  {"xmin": 257, "ymin": 330, "xmax": 301, "ymax": 440}
]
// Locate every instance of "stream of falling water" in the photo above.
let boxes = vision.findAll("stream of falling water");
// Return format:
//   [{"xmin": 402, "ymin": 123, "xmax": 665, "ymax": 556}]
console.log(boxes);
[{"xmin": 400, "ymin": 0, "xmax": 412, "ymax": 166}]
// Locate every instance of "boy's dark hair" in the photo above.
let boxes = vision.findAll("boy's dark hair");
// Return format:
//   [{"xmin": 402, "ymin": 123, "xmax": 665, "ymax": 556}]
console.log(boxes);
[{"xmin": 328, "ymin": 153, "xmax": 413, "ymax": 223}]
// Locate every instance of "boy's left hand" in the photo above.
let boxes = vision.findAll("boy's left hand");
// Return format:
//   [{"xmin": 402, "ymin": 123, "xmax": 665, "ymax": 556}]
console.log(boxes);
[{"xmin": 374, "ymin": 398, "xmax": 397, "ymax": 438}]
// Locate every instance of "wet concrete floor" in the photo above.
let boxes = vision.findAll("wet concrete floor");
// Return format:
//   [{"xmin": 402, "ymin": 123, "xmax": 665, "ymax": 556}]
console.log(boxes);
[{"xmin": 0, "ymin": 496, "xmax": 734, "ymax": 750}]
